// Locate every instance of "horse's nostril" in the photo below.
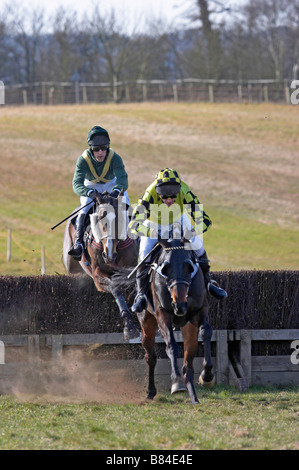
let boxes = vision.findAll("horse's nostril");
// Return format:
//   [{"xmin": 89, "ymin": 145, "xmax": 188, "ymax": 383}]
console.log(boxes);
[{"xmin": 172, "ymin": 302, "xmax": 187, "ymax": 317}]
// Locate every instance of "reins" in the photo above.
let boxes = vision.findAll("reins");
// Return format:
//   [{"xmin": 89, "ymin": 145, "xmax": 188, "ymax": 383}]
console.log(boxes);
[{"xmin": 164, "ymin": 246, "xmax": 186, "ymax": 251}]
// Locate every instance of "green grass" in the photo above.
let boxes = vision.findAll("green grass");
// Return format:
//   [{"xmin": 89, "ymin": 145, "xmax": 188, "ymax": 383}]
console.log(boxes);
[
  {"xmin": 0, "ymin": 102, "xmax": 298, "ymax": 275},
  {"xmin": 0, "ymin": 386, "xmax": 298, "ymax": 450},
  {"xmin": 0, "ymin": 102, "xmax": 298, "ymax": 450}
]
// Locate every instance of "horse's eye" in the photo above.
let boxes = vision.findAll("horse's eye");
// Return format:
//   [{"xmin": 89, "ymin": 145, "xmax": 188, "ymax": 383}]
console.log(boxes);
[
  {"xmin": 184, "ymin": 260, "xmax": 194, "ymax": 276},
  {"xmin": 161, "ymin": 262, "xmax": 171, "ymax": 277}
]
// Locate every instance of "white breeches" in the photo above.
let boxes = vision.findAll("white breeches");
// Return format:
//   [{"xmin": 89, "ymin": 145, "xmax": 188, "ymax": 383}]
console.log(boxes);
[{"xmin": 78, "ymin": 177, "xmax": 130, "ymax": 215}]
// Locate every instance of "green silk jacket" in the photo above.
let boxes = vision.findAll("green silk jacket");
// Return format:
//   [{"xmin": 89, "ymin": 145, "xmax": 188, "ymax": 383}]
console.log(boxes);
[{"xmin": 72, "ymin": 148, "xmax": 128, "ymax": 197}]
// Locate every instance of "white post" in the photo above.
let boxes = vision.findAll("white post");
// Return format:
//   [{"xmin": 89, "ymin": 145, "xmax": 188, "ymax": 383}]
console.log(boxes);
[
  {"xmin": 7, "ymin": 229, "xmax": 11, "ymax": 262},
  {"xmin": 0, "ymin": 341, "xmax": 5, "ymax": 364},
  {"xmin": 41, "ymin": 245, "xmax": 46, "ymax": 275}
]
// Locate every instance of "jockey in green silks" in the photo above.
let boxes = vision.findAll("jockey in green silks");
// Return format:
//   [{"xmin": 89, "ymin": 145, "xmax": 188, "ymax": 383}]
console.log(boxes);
[
  {"xmin": 68, "ymin": 125, "xmax": 129, "ymax": 260},
  {"xmin": 128, "ymin": 168, "xmax": 227, "ymax": 313}
]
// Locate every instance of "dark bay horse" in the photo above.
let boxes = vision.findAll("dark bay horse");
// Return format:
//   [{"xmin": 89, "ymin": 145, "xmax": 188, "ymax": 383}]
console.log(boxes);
[
  {"xmin": 63, "ymin": 190, "xmax": 139, "ymax": 340},
  {"xmin": 138, "ymin": 238, "xmax": 215, "ymax": 404}
]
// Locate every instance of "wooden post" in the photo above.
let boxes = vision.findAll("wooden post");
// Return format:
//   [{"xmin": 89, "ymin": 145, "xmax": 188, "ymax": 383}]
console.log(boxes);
[
  {"xmin": 216, "ymin": 330, "xmax": 228, "ymax": 384},
  {"xmin": 51, "ymin": 335, "xmax": 63, "ymax": 360},
  {"xmin": 41, "ymin": 245, "xmax": 45, "ymax": 275},
  {"xmin": 240, "ymin": 330, "xmax": 252, "ymax": 386},
  {"xmin": 41, "ymin": 82, "xmax": 46, "ymax": 105},
  {"xmin": 263, "ymin": 85, "xmax": 269, "ymax": 102},
  {"xmin": 28, "ymin": 335, "xmax": 40, "ymax": 361},
  {"xmin": 208, "ymin": 84, "xmax": 214, "ymax": 103},
  {"xmin": 48, "ymin": 87, "xmax": 54, "ymax": 105},
  {"xmin": 0, "ymin": 340, "xmax": 4, "ymax": 364},
  {"xmin": 284, "ymin": 80, "xmax": 290, "ymax": 104},
  {"xmin": 237, "ymin": 84, "xmax": 243, "ymax": 101},
  {"xmin": 248, "ymin": 83, "xmax": 252, "ymax": 103},
  {"xmin": 142, "ymin": 83, "xmax": 147, "ymax": 101},
  {"xmin": 82, "ymin": 86, "xmax": 87, "ymax": 104},
  {"xmin": 172, "ymin": 84, "xmax": 178, "ymax": 102},
  {"xmin": 7, "ymin": 229, "xmax": 11, "ymax": 262},
  {"xmin": 22, "ymin": 89, "xmax": 27, "ymax": 105}
]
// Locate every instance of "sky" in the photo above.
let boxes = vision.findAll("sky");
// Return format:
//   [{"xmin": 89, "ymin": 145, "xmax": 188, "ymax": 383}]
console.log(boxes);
[
  {"xmin": 0, "ymin": 0, "xmax": 246, "ymax": 34},
  {"xmin": 7, "ymin": 0, "xmax": 193, "ymax": 33}
]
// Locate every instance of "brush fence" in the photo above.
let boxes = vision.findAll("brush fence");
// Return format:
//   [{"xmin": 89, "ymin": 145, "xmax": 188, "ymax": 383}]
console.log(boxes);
[{"xmin": 0, "ymin": 329, "xmax": 298, "ymax": 393}]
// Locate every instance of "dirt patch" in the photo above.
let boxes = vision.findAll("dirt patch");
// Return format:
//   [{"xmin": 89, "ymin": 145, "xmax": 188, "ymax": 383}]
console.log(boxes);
[{"xmin": 1, "ymin": 350, "xmax": 147, "ymax": 404}]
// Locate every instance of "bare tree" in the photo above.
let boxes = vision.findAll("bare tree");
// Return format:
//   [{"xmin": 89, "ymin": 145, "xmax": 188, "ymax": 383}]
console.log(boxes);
[
  {"xmin": 6, "ymin": 3, "xmax": 45, "ymax": 83},
  {"xmin": 89, "ymin": 6, "xmax": 133, "ymax": 101},
  {"xmin": 243, "ymin": 0, "xmax": 291, "ymax": 80}
]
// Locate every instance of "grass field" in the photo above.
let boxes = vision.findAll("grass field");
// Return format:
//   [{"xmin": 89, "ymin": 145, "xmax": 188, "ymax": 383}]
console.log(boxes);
[
  {"xmin": 0, "ymin": 102, "xmax": 298, "ymax": 275},
  {"xmin": 0, "ymin": 102, "xmax": 298, "ymax": 451},
  {"xmin": 0, "ymin": 386, "xmax": 298, "ymax": 450}
]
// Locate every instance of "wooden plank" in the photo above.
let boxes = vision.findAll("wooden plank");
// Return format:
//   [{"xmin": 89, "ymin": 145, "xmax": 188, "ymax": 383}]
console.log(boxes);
[
  {"xmin": 232, "ymin": 329, "xmax": 299, "ymax": 341},
  {"xmin": 45, "ymin": 331, "xmax": 217, "ymax": 346},
  {"xmin": 252, "ymin": 356, "xmax": 299, "ymax": 372},
  {"xmin": 0, "ymin": 335, "xmax": 30, "ymax": 347},
  {"xmin": 252, "ymin": 371, "xmax": 299, "ymax": 386}
]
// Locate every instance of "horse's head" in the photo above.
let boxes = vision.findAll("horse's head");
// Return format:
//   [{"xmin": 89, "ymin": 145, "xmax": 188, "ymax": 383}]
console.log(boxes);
[
  {"xmin": 158, "ymin": 238, "xmax": 196, "ymax": 317},
  {"xmin": 91, "ymin": 189, "xmax": 127, "ymax": 265}
]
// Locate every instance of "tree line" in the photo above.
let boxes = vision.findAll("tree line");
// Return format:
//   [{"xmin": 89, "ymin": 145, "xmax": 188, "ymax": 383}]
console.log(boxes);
[{"xmin": 1, "ymin": 0, "xmax": 299, "ymax": 88}]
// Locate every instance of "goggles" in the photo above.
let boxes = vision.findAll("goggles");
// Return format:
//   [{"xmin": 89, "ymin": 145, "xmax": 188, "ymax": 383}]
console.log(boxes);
[
  {"xmin": 160, "ymin": 194, "xmax": 178, "ymax": 200},
  {"xmin": 90, "ymin": 145, "xmax": 109, "ymax": 152}
]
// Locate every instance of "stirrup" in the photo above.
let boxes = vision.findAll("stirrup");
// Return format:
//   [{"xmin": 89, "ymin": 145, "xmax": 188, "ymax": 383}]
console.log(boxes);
[
  {"xmin": 131, "ymin": 294, "xmax": 147, "ymax": 313},
  {"xmin": 208, "ymin": 280, "xmax": 227, "ymax": 300},
  {"xmin": 68, "ymin": 242, "xmax": 83, "ymax": 261}
]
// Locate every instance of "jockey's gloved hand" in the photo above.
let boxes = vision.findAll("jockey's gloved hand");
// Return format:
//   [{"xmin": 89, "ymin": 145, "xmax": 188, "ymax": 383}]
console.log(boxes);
[
  {"xmin": 87, "ymin": 190, "xmax": 98, "ymax": 201},
  {"xmin": 110, "ymin": 189, "xmax": 120, "ymax": 198}
]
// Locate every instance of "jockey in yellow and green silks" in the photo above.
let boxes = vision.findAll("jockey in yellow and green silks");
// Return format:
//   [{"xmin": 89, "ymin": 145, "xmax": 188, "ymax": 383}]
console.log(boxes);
[{"xmin": 128, "ymin": 168, "xmax": 227, "ymax": 313}]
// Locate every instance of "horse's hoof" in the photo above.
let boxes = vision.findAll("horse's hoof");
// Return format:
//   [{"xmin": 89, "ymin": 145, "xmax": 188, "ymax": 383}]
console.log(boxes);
[
  {"xmin": 198, "ymin": 373, "xmax": 215, "ymax": 388},
  {"xmin": 123, "ymin": 325, "xmax": 139, "ymax": 341},
  {"xmin": 171, "ymin": 381, "xmax": 186, "ymax": 394}
]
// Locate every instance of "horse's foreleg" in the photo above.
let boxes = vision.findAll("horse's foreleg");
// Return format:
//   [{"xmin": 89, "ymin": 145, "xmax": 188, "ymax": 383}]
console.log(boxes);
[
  {"xmin": 138, "ymin": 311, "xmax": 157, "ymax": 400},
  {"xmin": 96, "ymin": 274, "xmax": 139, "ymax": 340},
  {"xmin": 199, "ymin": 316, "xmax": 215, "ymax": 388},
  {"xmin": 181, "ymin": 323, "xmax": 199, "ymax": 404},
  {"xmin": 158, "ymin": 312, "xmax": 186, "ymax": 395}
]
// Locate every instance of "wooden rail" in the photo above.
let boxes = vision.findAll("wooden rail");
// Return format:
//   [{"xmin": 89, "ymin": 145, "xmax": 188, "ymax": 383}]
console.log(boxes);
[{"xmin": 0, "ymin": 330, "xmax": 298, "ymax": 392}]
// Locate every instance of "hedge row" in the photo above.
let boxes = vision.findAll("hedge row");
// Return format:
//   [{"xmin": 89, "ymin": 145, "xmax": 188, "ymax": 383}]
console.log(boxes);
[{"xmin": 0, "ymin": 271, "xmax": 298, "ymax": 335}]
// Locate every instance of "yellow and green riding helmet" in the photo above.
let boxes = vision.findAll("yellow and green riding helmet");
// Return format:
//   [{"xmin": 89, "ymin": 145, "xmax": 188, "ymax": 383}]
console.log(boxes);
[{"xmin": 155, "ymin": 168, "xmax": 181, "ymax": 198}]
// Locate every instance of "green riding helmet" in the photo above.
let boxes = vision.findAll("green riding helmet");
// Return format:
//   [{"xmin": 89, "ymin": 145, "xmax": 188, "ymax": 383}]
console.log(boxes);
[{"xmin": 87, "ymin": 126, "xmax": 110, "ymax": 147}]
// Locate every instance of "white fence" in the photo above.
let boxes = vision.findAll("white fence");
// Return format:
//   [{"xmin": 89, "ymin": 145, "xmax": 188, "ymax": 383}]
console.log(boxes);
[{"xmin": 2, "ymin": 78, "xmax": 296, "ymax": 106}]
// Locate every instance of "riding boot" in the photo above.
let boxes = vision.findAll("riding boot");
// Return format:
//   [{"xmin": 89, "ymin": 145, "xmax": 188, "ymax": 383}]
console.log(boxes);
[
  {"xmin": 68, "ymin": 213, "xmax": 85, "ymax": 261},
  {"xmin": 196, "ymin": 251, "xmax": 227, "ymax": 300},
  {"xmin": 131, "ymin": 266, "xmax": 150, "ymax": 313}
]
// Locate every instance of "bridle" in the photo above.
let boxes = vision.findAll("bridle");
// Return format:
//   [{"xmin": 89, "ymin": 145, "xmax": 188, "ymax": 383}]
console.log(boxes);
[{"xmin": 152, "ymin": 245, "xmax": 198, "ymax": 291}]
